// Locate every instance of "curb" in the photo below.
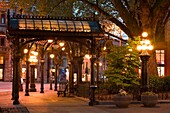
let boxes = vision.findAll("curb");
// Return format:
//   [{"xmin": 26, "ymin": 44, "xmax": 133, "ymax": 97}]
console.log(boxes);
[{"xmin": 75, "ymin": 96, "xmax": 170, "ymax": 105}]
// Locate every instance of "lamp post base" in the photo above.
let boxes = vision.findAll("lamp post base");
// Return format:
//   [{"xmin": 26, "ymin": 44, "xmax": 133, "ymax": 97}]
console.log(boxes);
[
  {"xmin": 30, "ymin": 83, "xmax": 36, "ymax": 92},
  {"xmin": 89, "ymin": 85, "xmax": 98, "ymax": 106},
  {"xmin": 89, "ymin": 100, "xmax": 99, "ymax": 106},
  {"xmin": 30, "ymin": 88, "xmax": 36, "ymax": 92},
  {"xmin": 13, "ymin": 100, "xmax": 20, "ymax": 105},
  {"xmin": 25, "ymin": 93, "xmax": 29, "ymax": 96},
  {"xmin": 40, "ymin": 88, "xmax": 44, "ymax": 93}
]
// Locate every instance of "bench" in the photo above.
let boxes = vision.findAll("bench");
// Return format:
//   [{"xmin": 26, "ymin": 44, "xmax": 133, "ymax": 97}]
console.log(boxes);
[{"xmin": 57, "ymin": 82, "xmax": 68, "ymax": 97}]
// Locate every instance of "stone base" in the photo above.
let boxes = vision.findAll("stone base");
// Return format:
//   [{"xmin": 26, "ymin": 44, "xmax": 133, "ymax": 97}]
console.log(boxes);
[{"xmin": 29, "ymin": 88, "xmax": 37, "ymax": 92}]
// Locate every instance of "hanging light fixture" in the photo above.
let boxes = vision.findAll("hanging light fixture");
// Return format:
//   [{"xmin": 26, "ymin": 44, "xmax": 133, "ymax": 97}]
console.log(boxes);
[
  {"xmin": 59, "ymin": 42, "xmax": 64, "ymax": 47},
  {"xmin": 24, "ymin": 49, "xmax": 28, "ymax": 54},
  {"xmin": 50, "ymin": 53, "xmax": 55, "ymax": 59},
  {"xmin": 48, "ymin": 39, "xmax": 53, "ymax": 43}
]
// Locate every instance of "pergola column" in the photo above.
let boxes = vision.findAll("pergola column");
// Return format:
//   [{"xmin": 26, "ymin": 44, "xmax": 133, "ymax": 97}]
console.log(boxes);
[
  {"xmin": 54, "ymin": 64, "xmax": 58, "ymax": 91},
  {"xmin": 30, "ymin": 65, "xmax": 37, "ymax": 92},
  {"xmin": 68, "ymin": 60, "xmax": 74, "ymax": 95},
  {"xmin": 40, "ymin": 58, "xmax": 45, "ymax": 93},
  {"xmin": 77, "ymin": 56, "xmax": 83, "ymax": 84},
  {"xmin": 25, "ymin": 55, "xmax": 30, "ymax": 96},
  {"xmin": 13, "ymin": 52, "xmax": 21, "ymax": 105}
]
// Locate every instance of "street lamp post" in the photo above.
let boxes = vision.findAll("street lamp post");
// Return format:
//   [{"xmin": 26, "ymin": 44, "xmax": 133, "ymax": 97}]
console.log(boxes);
[{"xmin": 137, "ymin": 32, "xmax": 153, "ymax": 93}]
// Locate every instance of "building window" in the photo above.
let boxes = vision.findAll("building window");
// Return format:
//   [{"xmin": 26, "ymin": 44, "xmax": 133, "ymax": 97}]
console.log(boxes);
[
  {"xmin": 1, "ymin": 14, "xmax": 5, "ymax": 24},
  {"xmin": 0, "ymin": 69, "xmax": 3, "ymax": 80},
  {"xmin": 0, "ymin": 56, "xmax": 4, "ymax": 64},
  {"xmin": 156, "ymin": 50, "xmax": 165, "ymax": 76},
  {"xmin": 0, "ymin": 37, "xmax": 5, "ymax": 46}
]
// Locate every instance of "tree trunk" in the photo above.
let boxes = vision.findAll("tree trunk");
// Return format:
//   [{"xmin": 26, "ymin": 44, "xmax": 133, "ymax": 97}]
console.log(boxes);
[{"xmin": 148, "ymin": 51, "xmax": 158, "ymax": 76}]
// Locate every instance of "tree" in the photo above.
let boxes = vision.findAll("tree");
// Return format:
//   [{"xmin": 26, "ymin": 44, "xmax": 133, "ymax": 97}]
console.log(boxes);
[
  {"xmin": 104, "ymin": 39, "xmax": 140, "ymax": 93},
  {"xmin": 8, "ymin": 0, "xmax": 170, "ymax": 75},
  {"xmin": 78, "ymin": 0, "xmax": 170, "ymax": 76},
  {"xmin": 9, "ymin": 0, "xmax": 74, "ymax": 16}
]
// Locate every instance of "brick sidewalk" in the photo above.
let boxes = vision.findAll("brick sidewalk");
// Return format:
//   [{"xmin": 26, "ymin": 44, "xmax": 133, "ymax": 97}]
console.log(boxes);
[
  {"xmin": 1, "ymin": 82, "xmax": 170, "ymax": 113},
  {"xmin": 0, "ymin": 107, "xmax": 29, "ymax": 113}
]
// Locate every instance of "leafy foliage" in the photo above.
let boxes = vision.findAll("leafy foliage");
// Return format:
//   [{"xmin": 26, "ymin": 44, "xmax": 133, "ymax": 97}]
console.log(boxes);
[
  {"xmin": 149, "ymin": 75, "xmax": 164, "ymax": 93},
  {"xmin": 73, "ymin": 0, "xmax": 118, "ymax": 17},
  {"xmin": 149, "ymin": 76, "xmax": 170, "ymax": 93},
  {"xmin": 141, "ymin": 91, "xmax": 157, "ymax": 95},
  {"xmin": 9, "ymin": 0, "xmax": 74, "ymax": 16},
  {"xmin": 104, "ymin": 38, "xmax": 140, "ymax": 94}
]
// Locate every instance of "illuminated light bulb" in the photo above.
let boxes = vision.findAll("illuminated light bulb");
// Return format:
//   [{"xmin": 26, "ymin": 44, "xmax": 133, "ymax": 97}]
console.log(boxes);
[
  {"xmin": 34, "ymin": 59, "xmax": 38, "ymax": 62},
  {"xmin": 142, "ymin": 45, "xmax": 147, "ymax": 50},
  {"xmin": 34, "ymin": 51, "xmax": 38, "ymax": 56},
  {"xmin": 148, "ymin": 45, "xmax": 153, "ymax": 50},
  {"xmin": 145, "ymin": 40, "xmax": 150, "ymax": 45},
  {"xmin": 137, "ymin": 45, "xmax": 142, "ymax": 50},
  {"xmin": 24, "ymin": 49, "xmax": 28, "ymax": 54},
  {"xmin": 48, "ymin": 39, "xmax": 53, "ymax": 43},
  {"xmin": 103, "ymin": 46, "xmax": 106, "ymax": 50},
  {"xmin": 59, "ymin": 42, "xmax": 64, "ymax": 47},
  {"xmin": 129, "ymin": 48, "xmax": 132, "ymax": 51},
  {"xmin": 30, "ymin": 55, "xmax": 36, "ymax": 59},
  {"xmin": 85, "ymin": 54, "xmax": 91, "ymax": 59},
  {"xmin": 140, "ymin": 40, "xmax": 144, "ymax": 45},
  {"xmin": 62, "ymin": 47, "xmax": 65, "ymax": 51},
  {"xmin": 142, "ymin": 32, "xmax": 148, "ymax": 37},
  {"xmin": 52, "ymin": 68, "xmax": 55, "ymax": 72},
  {"xmin": 50, "ymin": 54, "xmax": 55, "ymax": 58}
]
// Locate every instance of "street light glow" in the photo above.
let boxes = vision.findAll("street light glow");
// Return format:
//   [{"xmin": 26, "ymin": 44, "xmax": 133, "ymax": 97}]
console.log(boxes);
[
  {"xmin": 48, "ymin": 39, "xmax": 53, "ymax": 43},
  {"xmin": 50, "ymin": 54, "xmax": 54, "ymax": 58},
  {"xmin": 52, "ymin": 68, "xmax": 55, "ymax": 72},
  {"xmin": 24, "ymin": 49, "xmax": 28, "ymax": 54},
  {"xmin": 29, "ymin": 55, "xmax": 38, "ymax": 63},
  {"xmin": 62, "ymin": 47, "xmax": 65, "ymax": 51},
  {"xmin": 148, "ymin": 45, "xmax": 153, "ymax": 50},
  {"xmin": 103, "ymin": 46, "xmax": 106, "ymax": 50},
  {"xmin": 59, "ymin": 42, "xmax": 64, "ymax": 47},
  {"xmin": 99, "ymin": 62, "xmax": 102, "ymax": 66},
  {"xmin": 142, "ymin": 32, "xmax": 148, "ymax": 37},
  {"xmin": 137, "ymin": 39, "xmax": 153, "ymax": 51},
  {"xmin": 31, "ymin": 51, "xmax": 38, "ymax": 56},
  {"xmin": 85, "ymin": 54, "xmax": 91, "ymax": 59}
]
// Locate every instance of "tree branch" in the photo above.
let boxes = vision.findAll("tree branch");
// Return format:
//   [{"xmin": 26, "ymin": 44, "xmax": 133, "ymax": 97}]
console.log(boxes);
[
  {"xmin": 112, "ymin": 0, "xmax": 141, "ymax": 36},
  {"xmin": 49, "ymin": 0, "xmax": 67, "ymax": 14},
  {"xmin": 80, "ymin": 0, "xmax": 134, "ymax": 38},
  {"xmin": 151, "ymin": 0, "xmax": 170, "ymax": 26}
]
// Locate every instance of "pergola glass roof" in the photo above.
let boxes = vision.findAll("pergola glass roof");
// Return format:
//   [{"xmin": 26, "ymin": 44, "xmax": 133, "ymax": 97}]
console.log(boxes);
[{"xmin": 9, "ymin": 18, "xmax": 100, "ymax": 32}]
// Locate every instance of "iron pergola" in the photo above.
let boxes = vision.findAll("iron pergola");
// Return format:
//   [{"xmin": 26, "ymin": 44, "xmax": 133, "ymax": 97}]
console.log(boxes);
[{"xmin": 6, "ymin": 9, "xmax": 104, "ymax": 105}]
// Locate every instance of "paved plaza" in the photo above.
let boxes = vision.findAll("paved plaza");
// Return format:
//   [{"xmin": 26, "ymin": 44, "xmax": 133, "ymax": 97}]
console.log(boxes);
[{"xmin": 0, "ymin": 82, "xmax": 170, "ymax": 113}]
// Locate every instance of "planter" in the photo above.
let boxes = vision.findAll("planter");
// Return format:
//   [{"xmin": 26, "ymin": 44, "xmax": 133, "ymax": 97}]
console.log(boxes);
[
  {"xmin": 113, "ymin": 95, "xmax": 132, "ymax": 108},
  {"xmin": 141, "ymin": 94, "xmax": 158, "ymax": 107}
]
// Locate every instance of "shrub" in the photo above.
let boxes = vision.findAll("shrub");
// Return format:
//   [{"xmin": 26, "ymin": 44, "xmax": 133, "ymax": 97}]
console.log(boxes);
[{"xmin": 104, "ymin": 39, "xmax": 140, "ymax": 94}]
